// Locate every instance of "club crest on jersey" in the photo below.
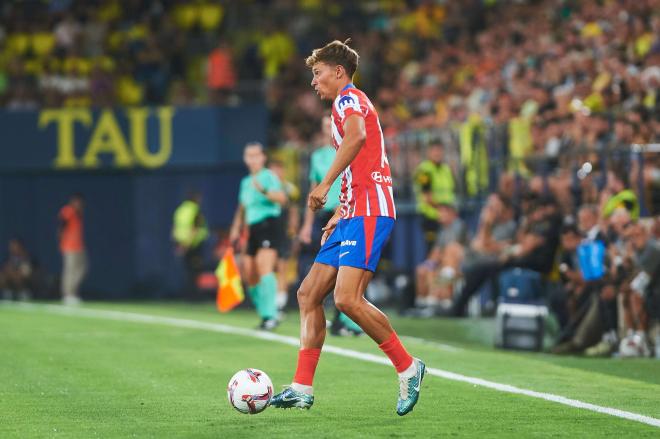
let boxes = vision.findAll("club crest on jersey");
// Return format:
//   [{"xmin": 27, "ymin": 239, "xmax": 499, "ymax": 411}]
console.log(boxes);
[{"xmin": 371, "ymin": 171, "xmax": 392, "ymax": 184}]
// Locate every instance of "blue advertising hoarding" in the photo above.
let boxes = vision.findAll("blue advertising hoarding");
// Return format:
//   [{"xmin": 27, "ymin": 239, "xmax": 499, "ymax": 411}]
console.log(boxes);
[
  {"xmin": 0, "ymin": 105, "xmax": 267, "ymax": 171},
  {"xmin": 0, "ymin": 106, "xmax": 266, "ymax": 298}
]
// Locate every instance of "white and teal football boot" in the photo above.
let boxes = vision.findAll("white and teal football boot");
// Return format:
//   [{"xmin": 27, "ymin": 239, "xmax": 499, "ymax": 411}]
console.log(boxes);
[
  {"xmin": 270, "ymin": 387, "xmax": 314, "ymax": 409},
  {"xmin": 396, "ymin": 358, "xmax": 425, "ymax": 416}
]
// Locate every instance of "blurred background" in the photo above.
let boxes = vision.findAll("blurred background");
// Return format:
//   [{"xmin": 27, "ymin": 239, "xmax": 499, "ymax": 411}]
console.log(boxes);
[{"xmin": 0, "ymin": 0, "xmax": 658, "ymax": 356}]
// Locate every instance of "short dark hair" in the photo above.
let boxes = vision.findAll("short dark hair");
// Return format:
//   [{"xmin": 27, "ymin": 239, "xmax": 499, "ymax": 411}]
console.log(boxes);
[
  {"xmin": 244, "ymin": 141, "xmax": 264, "ymax": 152},
  {"xmin": 561, "ymin": 223, "xmax": 580, "ymax": 236},
  {"xmin": 306, "ymin": 39, "xmax": 359, "ymax": 78}
]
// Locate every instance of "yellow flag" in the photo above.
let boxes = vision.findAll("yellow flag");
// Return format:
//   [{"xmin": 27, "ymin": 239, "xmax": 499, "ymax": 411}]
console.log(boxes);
[{"xmin": 215, "ymin": 248, "xmax": 244, "ymax": 312}]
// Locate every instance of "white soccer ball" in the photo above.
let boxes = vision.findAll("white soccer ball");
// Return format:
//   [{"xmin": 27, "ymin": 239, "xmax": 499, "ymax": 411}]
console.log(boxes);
[{"xmin": 227, "ymin": 369, "xmax": 273, "ymax": 414}]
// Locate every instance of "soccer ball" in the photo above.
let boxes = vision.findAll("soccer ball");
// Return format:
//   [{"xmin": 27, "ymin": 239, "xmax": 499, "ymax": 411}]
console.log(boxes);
[{"xmin": 227, "ymin": 369, "xmax": 273, "ymax": 414}]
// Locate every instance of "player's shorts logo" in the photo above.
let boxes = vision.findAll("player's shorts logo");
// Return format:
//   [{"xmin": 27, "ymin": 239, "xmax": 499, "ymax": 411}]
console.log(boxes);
[
  {"xmin": 262, "ymin": 240, "xmax": 271, "ymax": 248},
  {"xmin": 340, "ymin": 240, "xmax": 357, "ymax": 247}
]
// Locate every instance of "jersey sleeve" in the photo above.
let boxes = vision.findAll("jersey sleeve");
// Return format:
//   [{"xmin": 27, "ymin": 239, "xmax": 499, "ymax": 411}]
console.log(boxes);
[
  {"xmin": 263, "ymin": 170, "xmax": 283, "ymax": 192},
  {"xmin": 336, "ymin": 91, "xmax": 368, "ymax": 125}
]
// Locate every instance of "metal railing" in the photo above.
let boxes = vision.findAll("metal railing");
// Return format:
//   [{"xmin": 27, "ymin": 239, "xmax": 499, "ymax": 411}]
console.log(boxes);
[{"xmin": 384, "ymin": 123, "xmax": 658, "ymax": 217}]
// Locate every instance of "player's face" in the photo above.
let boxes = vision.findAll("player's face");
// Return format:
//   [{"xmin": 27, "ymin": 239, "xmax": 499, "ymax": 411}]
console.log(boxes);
[
  {"xmin": 243, "ymin": 146, "xmax": 266, "ymax": 173},
  {"xmin": 311, "ymin": 62, "xmax": 337, "ymax": 100}
]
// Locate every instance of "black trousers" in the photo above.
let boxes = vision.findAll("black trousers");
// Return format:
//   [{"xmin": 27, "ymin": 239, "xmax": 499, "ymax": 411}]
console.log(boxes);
[{"xmin": 183, "ymin": 245, "xmax": 204, "ymax": 299}]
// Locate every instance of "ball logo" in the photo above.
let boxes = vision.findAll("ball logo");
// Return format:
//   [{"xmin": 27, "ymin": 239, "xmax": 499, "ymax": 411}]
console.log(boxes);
[{"xmin": 371, "ymin": 171, "xmax": 392, "ymax": 184}]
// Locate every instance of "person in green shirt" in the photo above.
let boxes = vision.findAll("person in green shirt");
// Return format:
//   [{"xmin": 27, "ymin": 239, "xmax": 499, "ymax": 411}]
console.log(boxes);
[
  {"xmin": 601, "ymin": 168, "xmax": 640, "ymax": 220},
  {"xmin": 230, "ymin": 142, "xmax": 287, "ymax": 330},
  {"xmin": 172, "ymin": 192, "xmax": 209, "ymax": 300},
  {"xmin": 299, "ymin": 115, "xmax": 363, "ymax": 336},
  {"xmin": 413, "ymin": 142, "xmax": 456, "ymax": 253}
]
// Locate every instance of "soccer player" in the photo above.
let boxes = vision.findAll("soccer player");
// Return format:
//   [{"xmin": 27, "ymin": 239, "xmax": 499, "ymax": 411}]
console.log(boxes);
[
  {"xmin": 229, "ymin": 142, "xmax": 286, "ymax": 330},
  {"xmin": 271, "ymin": 40, "xmax": 425, "ymax": 416},
  {"xmin": 300, "ymin": 114, "xmax": 364, "ymax": 336}
]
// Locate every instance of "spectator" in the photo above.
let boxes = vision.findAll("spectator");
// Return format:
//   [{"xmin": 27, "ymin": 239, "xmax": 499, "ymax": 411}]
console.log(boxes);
[
  {"xmin": 549, "ymin": 223, "xmax": 584, "ymax": 332},
  {"xmin": 0, "ymin": 238, "xmax": 34, "ymax": 301},
  {"xmin": 450, "ymin": 195, "xmax": 561, "ymax": 317},
  {"xmin": 412, "ymin": 142, "xmax": 457, "ymax": 252},
  {"xmin": 207, "ymin": 40, "xmax": 237, "ymax": 105},
  {"xmin": 617, "ymin": 220, "xmax": 660, "ymax": 357},
  {"xmin": 172, "ymin": 192, "xmax": 209, "ymax": 300},
  {"xmin": 601, "ymin": 166, "xmax": 640, "ymax": 220},
  {"xmin": 412, "ymin": 202, "xmax": 467, "ymax": 316},
  {"xmin": 467, "ymin": 193, "xmax": 517, "ymax": 264},
  {"xmin": 577, "ymin": 204, "xmax": 605, "ymax": 242},
  {"xmin": 58, "ymin": 193, "xmax": 87, "ymax": 306}
]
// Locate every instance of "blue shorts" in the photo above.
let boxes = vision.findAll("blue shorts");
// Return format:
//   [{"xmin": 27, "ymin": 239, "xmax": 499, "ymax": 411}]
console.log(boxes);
[{"xmin": 315, "ymin": 216, "xmax": 395, "ymax": 272}]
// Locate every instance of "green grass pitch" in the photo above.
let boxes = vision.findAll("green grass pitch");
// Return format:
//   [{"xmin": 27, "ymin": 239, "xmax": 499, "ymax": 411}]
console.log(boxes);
[{"xmin": 1, "ymin": 302, "xmax": 659, "ymax": 438}]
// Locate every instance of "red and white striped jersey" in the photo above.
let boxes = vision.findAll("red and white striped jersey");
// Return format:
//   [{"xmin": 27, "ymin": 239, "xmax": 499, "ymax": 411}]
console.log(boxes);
[{"xmin": 331, "ymin": 84, "xmax": 396, "ymax": 219}]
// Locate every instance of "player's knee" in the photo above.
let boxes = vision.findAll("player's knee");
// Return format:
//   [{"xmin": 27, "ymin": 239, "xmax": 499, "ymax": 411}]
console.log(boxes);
[
  {"xmin": 334, "ymin": 294, "xmax": 358, "ymax": 316},
  {"xmin": 296, "ymin": 284, "xmax": 317, "ymax": 310}
]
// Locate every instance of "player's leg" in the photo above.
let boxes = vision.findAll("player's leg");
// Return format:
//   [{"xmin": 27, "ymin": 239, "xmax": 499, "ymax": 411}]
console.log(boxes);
[
  {"xmin": 297, "ymin": 262, "xmax": 338, "ymax": 348},
  {"xmin": 271, "ymin": 223, "xmax": 341, "ymax": 409},
  {"xmin": 335, "ymin": 216, "xmax": 425, "ymax": 415},
  {"xmin": 270, "ymin": 262, "xmax": 337, "ymax": 409},
  {"xmin": 255, "ymin": 247, "xmax": 279, "ymax": 329},
  {"xmin": 334, "ymin": 266, "xmax": 425, "ymax": 415},
  {"xmin": 242, "ymin": 254, "xmax": 263, "ymax": 324},
  {"xmin": 334, "ymin": 267, "xmax": 391, "ymax": 340}
]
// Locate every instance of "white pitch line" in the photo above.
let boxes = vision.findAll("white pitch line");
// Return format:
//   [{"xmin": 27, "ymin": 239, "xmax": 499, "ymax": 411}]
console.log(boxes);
[
  {"xmin": 5, "ymin": 302, "xmax": 660, "ymax": 429},
  {"xmin": 400, "ymin": 335, "xmax": 462, "ymax": 353}
]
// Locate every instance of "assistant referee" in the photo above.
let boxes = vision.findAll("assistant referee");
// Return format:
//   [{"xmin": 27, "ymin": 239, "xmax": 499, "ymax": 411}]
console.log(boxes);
[{"xmin": 230, "ymin": 142, "xmax": 286, "ymax": 330}]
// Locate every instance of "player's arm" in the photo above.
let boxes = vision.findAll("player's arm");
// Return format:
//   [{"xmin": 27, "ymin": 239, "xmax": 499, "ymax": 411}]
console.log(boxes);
[
  {"xmin": 321, "ymin": 205, "xmax": 342, "ymax": 246},
  {"xmin": 229, "ymin": 204, "xmax": 245, "ymax": 243},
  {"xmin": 299, "ymin": 182, "xmax": 318, "ymax": 244},
  {"xmin": 252, "ymin": 176, "xmax": 287, "ymax": 205},
  {"xmin": 263, "ymin": 187, "xmax": 287, "ymax": 206},
  {"xmin": 308, "ymin": 114, "xmax": 365, "ymax": 211}
]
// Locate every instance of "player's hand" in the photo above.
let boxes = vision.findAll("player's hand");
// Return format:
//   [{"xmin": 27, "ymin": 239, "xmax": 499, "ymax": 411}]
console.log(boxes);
[
  {"xmin": 229, "ymin": 227, "xmax": 240, "ymax": 245},
  {"xmin": 252, "ymin": 177, "xmax": 266, "ymax": 194},
  {"xmin": 320, "ymin": 215, "xmax": 339, "ymax": 246},
  {"xmin": 308, "ymin": 183, "xmax": 329, "ymax": 211},
  {"xmin": 299, "ymin": 223, "xmax": 312, "ymax": 245}
]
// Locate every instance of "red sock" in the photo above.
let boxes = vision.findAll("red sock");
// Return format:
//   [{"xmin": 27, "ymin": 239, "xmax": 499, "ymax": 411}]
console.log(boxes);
[
  {"xmin": 378, "ymin": 332, "xmax": 413, "ymax": 373},
  {"xmin": 293, "ymin": 348, "xmax": 321, "ymax": 386}
]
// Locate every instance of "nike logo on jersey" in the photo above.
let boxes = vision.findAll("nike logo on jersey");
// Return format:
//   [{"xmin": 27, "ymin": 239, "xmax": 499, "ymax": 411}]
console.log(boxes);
[{"xmin": 339, "ymin": 251, "xmax": 350, "ymax": 258}]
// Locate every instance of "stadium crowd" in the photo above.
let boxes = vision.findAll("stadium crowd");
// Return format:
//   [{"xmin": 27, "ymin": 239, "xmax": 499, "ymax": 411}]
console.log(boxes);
[{"xmin": 1, "ymin": 0, "xmax": 659, "ymax": 357}]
